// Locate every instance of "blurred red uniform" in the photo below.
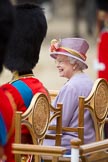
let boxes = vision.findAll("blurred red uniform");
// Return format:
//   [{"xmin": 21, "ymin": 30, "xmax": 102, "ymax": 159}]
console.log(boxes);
[
  {"xmin": 97, "ymin": 28, "xmax": 108, "ymax": 81},
  {"xmin": 97, "ymin": 24, "xmax": 108, "ymax": 139}
]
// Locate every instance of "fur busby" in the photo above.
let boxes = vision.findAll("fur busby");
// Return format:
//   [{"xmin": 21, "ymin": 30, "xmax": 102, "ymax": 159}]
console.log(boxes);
[
  {"xmin": 4, "ymin": 3, "xmax": 47, "ymax": 72},
  {"xmin": 96, "ymin": 0, "xmax": 108, "ymax": 11},
  {"xmin": 0, "ymin": 0, "xmax": 14, "ymax": 73}
]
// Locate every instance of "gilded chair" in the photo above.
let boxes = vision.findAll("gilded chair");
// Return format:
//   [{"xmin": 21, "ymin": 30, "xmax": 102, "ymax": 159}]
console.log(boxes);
[
  {"xmin": 12, "ymin": 143, "xmax": 66, "ymax": 162},
  {"xmin": 70, "ymin": 138, "xmax": 108, "ymax": 162},
  {"xmin": 81, "ymin": 78, "xmax": 108, "ymax": 141},
  {"xmin": 44, "ymin": 78, "xmax": 108, "ymax": 162},
  {"xmin": 48, "ymin": 90, "xmax": 59, "ymax": 102},
  {"xmin": 13, "ymin": 92, "xmax": 63, "ymax": 162}
]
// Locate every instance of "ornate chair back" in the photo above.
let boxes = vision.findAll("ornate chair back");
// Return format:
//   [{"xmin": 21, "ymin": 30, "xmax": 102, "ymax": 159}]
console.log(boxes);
[
  {"xmin": 43, "ymin": 78, "xmax": 108, "ymax": 162},
  {"xmin": 80, "ymin": 78, "xmax": 108, "ymax": 141},
  {"xmin": 14, "ymin": 92, "xmax": 62, "ymax": 162}
]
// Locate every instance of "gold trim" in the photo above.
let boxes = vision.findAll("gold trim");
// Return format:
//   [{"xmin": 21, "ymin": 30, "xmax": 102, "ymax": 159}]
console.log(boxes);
[
  {"xmin": 50, "ymin": 39, "xmax": 86, "ymax": 61},
  {"xmin": 9, "ymin": 71, "xmax": 35, "ymax": 83},
  {"xmin": 60, "ymin": 47, "xmax": 86, "ymax": 61}
]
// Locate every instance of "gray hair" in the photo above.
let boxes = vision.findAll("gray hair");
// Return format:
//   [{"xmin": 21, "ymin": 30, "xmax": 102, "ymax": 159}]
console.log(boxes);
[{"xmin": 67, "ymin": 57, "xmax": 85, "ymax": 70}]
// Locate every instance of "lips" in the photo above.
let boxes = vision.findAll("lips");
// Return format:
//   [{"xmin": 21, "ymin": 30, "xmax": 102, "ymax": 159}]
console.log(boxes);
[{"xmin": 58, "ymin": 68, "xmax": 63, "ymax": 72}]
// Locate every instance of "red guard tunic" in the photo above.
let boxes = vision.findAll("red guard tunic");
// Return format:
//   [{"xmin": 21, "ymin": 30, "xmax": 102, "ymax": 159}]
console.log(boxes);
[
  {"xmin": 0, "ymin": 76, "xmax": 49, "ymax": 162},
  {"xmin": 1, "ymin": 77, "xmax": 48, "ymax": 139},
  {"xmin": 97, "ymin": 27, "xmax": 108, "ymax": 139},
  {"xmin": 97, "ymin": 29, "xmax": 108, "ymax": 81},
  {"xmin": 0, "ymin": 89, "xmax": 15, "ymax": 162}
]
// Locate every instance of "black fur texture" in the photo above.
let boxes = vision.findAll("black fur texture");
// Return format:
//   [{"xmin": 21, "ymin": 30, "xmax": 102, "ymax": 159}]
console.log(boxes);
[
  {"xmin": 4, "ymin": 3, "xmax": 47, "ymax": 72},
  {"xmin": 0, "ymin": 0, "xmax": 14, "ymax": 73}
]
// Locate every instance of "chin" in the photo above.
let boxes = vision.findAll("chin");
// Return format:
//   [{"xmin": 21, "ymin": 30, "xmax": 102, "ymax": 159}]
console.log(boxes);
[{"xmin": 59, "ymin": 74, "xmax": 64, "ymax": 77}]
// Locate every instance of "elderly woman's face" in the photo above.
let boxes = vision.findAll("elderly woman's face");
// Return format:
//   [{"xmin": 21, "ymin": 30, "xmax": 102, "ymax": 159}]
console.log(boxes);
[{"xmin": 55, "ymin": 54, "xmax": 74, "ymax": 79}]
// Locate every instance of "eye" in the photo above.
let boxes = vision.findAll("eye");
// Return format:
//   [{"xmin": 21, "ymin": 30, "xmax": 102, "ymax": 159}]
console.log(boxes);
[
  {"xmin": 55, "ymin": 60, "xmax": 62, "ymax": 65},
  {"xmin": 59, "ymin": 60, "xmax": 63, "ymax": 63}
]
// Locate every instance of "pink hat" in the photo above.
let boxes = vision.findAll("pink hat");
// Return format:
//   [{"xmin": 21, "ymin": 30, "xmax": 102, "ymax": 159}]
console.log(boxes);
[{"xmin": 49, "ymin": 38, "xmax": 89, "ymax": 69}]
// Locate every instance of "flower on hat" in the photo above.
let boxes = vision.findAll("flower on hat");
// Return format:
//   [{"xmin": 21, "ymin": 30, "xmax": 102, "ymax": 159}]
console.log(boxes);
[{"xmin": 50, "ymin": 39, "xmax": 61, "ymax": 52}]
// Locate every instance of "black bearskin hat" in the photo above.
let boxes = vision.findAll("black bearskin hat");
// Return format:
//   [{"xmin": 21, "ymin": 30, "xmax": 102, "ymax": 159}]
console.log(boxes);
[
  {"xmin": 0, "ymin": 0, "xmax": 14, "ymax": 73},
  {"xmin": 96, "ymin": 0, "xmax": 108, "ymax": 11},
  {"xmin": 4, "ymin": 3, "xmax": 47, "ymax": 72}
]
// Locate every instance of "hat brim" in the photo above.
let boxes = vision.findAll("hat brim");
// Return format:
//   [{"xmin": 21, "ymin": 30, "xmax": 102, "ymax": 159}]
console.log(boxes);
[{"xmin": 50, "ymin": 51, "xmax": 88, "ymax": 70}]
